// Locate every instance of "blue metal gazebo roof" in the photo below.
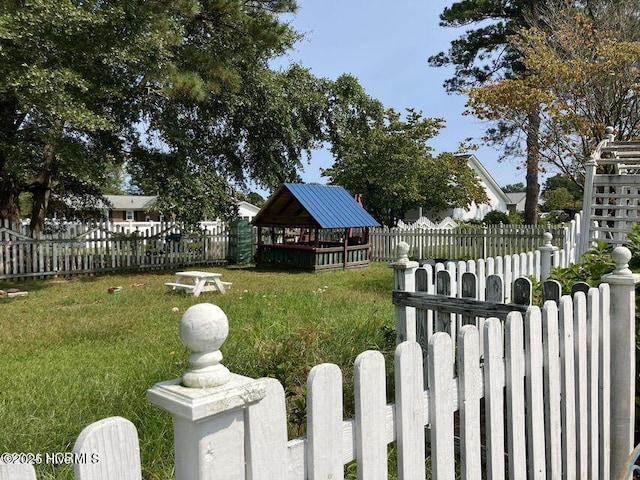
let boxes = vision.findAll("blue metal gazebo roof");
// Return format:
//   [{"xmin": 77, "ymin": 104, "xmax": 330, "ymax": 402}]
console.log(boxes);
[{"xmin": 252, "ymin": 183, "xmax": 380, "ymax": 229}]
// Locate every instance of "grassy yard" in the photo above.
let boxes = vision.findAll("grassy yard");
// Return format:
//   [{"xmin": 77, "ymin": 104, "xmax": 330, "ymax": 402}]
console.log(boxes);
[{"xmin": 0, "ymin": 263, "xmax": 396, "ymax": 480}]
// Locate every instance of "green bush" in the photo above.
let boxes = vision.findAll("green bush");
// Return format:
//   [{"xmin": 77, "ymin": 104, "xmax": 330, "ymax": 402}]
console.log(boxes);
[{"xmin": 482, "ymin": 210, "xmax": 510, "ymax": 225}]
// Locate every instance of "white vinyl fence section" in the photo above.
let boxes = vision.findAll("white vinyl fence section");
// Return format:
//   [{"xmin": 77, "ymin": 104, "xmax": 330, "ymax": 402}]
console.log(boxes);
[{"xmin": 3, "ymin": 246, "xmax": 638, "ymax": 480}]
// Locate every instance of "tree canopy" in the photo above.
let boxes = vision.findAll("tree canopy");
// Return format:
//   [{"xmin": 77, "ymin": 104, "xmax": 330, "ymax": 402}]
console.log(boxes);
[
  {"xmin": 465, "ymin": 0, "xmax": 640, "ymax": 188},
  {"xmin": 321, "ymin": 78, "xmax": 488, "ymax": 227},
  {"xmin": 0, "ymin": 0, "xmax": 335, "ymax": 233},
  {"xmin": 502, "ymin": 182, "xmax": 526, "ymax": 193},
  {"xmin": 429, "ymin": 0, "xmax": 556, "ymax": 224}
]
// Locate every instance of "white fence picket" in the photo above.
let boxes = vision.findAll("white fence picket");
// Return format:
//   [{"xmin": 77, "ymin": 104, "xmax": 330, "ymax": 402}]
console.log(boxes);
[
  {"xmin": 457, "ymin": 325, "xmax": 482, "ymax": 480},
  {"xmin": 586, "ymin": 289, "xmax": 600, "ymax": 480},
  {"xmin": 429, "ymin": 333, "xmax": 455, "ymax": 480},
  {"xmin": 394, "ymin": 342, "xmax": 425, "ymax": 480},
  {"xmin": 559, "ymin": 296, "xmax": 577, "ymax": 479},
  {"xmin": 575, "ymin": 292, "xmax": 589, "ymax": 478},
  {"xmin": 525, "ymin": 307, "xmax": 547, "ymax": 479},
  {"xmin": 484, "ymin": 318, "xmax": 506, "ymax": 480},
  {"xmin": 354, "ymin": 350, "xmax": 388, "ymax": 480},
  {"xmin": 73, "ymin": 416, "xmax": 141, "ymax": 480},
  {"xmin": 542, "ymin": 301, "xmax": 563, "ymax": 478},
  {"xmin": 246, "ymin": 378, "xmax": 289, "ymax": 480},
  {"xmin": 598, "ymin": 283, "xmax": 611, "ymax": 480},
  {"xmin": 307, "ymin": 363, "xmax": 344, "ymax": 480},
  {"xmin": 0, "ymin": 463, "xmax": 37, "ymax": 480},
  {"xmin": 505, "ymin": 312, "xmax": 527, "ymax": 480}
]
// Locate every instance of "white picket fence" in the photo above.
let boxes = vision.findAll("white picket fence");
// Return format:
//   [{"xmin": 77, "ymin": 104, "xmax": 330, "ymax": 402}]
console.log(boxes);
[
  {"xmin": 0, "ymin": 219, "xmax": 230, "ymax": 280},
  {"xmin": 2, "ymin": 216, "xmax": 582, "ymax": 280},
  {"xmin": 369, "ymin": 217, "xmax": 578, "ymax": 264},
  {"xmin": 3, "ymin": 244, "xmax": 638, "ymax": 480}
]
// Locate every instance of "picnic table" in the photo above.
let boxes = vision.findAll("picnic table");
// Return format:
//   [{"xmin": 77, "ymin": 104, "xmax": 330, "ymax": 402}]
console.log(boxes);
[{"xmin": 164, "ymin": 271, "xmax": 232, "ymax": 297}]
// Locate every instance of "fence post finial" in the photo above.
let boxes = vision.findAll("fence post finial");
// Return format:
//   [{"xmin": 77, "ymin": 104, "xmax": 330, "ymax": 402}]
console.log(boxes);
[
  {"xmin": 539, "ymin": 232, "xmax": 558, "ymax": 281},
  {"xmin": 148, "ymin": 303, "xmax": 267, "ymax": 480},
  {"xmin": 180, "ymin": 303, "xmax": 230, "ymax": 388},
  {"xmin": 605, "ymin": 125, "xmax": 615, "ymax": 141},
  {"xmin": 396, "ymin": 241, "xmax": 411, "ymax": 263},
  {"xmin": 602, "ymin": 246, "xmax": 640, "ymax": 478},
  {"xmin": 611, "ymin": 245, "xmax": 632, "ymax": 275}
]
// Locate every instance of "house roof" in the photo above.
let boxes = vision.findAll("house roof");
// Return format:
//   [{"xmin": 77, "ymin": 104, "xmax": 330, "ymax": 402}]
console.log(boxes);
[
  {"xmin": 252, "ymin": 183, "xmax": 380, "ymax": 228},
  {"xmin": 103, "ymin": 195, "xmax": 157, "ymax": 210},
  {"xmin": 506, "ymin": 192, "xmax": 526, "ymax": 205},
  {"xmin": 461, "ymin": 154, "xmax": 511, "ymax": 206}
]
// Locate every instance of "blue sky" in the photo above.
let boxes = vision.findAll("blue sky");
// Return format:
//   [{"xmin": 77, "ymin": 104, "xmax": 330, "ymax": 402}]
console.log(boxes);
[{"xmin": 270, "ymin": 0, "xmax": 528, "ymax": 192}]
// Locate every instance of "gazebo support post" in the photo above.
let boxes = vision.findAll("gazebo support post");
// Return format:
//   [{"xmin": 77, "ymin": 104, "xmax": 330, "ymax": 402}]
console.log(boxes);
[{"xmin": 343, "ymin": 227, "xmax": 349, "ymax": 269}]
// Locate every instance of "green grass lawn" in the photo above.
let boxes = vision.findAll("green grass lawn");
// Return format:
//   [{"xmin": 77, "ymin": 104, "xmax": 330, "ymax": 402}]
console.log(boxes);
[{"xmin": 0, "ymin": 263, "xmax": 396, "ymax": 480}]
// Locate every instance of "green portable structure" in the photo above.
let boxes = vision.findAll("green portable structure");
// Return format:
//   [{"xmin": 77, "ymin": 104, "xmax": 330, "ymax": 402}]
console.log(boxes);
[{"xmin": 227, "ymin": 219, "xmax": 254, "ymax": 264}]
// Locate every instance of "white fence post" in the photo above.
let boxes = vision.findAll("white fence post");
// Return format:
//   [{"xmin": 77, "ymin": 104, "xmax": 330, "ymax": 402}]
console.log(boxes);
[
  {"xmin": 602, "ymin": 246, "xmax": 640, "ymax": 478},
  {"xmin": 539, "ymin": 232, "xmax": 558, "ymax": 282},
  {"xmin": 147, "ymin": 304, "xmax": 267, "ymax": 480},
  {"xmin": 389, "ymin": 241, "xmax": 419, "ymax": 344}
]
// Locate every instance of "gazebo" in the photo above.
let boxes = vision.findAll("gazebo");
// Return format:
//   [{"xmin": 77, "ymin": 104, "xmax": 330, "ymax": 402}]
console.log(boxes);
[{"xmin": 252, "ymin": 183, "xmax": 380, "ymax": 271}]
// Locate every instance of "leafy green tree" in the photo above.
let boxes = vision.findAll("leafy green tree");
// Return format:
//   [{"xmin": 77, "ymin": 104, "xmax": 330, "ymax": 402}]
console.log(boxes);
[
  {"xmin": 322, "ymin": 83, "xmax": 488, "ymax": 227},
  {"xmin": 465, "ymin": 0, "xmax": 640, "ymax": 193},
  {"xmin": 502, "ymin": 182, "xmax": 526, "ymax": 193},
  {"xmin": 541, "ymin": 187, "xmax": 574, "ymax": 212},
  {"xmin": 542, "ymin": 174, "xmax": 582, "ymax": 203},
  {"xmin": 244, "ymin": 192, "xmax": 266, "ymax": 208},
  {"xmin": 429, "ymin": 0, "xmax": 548, "ymax": 225},
  {"xmin": 0, "ymin": 0, "xmax": 325, "ymax": 234}
]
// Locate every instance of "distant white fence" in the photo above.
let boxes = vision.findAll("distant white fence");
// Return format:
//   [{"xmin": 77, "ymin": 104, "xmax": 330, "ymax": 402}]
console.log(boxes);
[
  {"xmin": 0, "ymin": 219, "xmax": 229, "ymax": 280},
  {"xmin": 3, "ymin": 245, "xmax": 638, "ymax": 480},
  {"xmin": 2, "ymin": 215, "xmax": 584, "ymax": 280},
  {"xmin": 14, "ymin": 219, "xmax": 228, "ymax": 239},
  {"xmin": 369, "ymin": 218, "xmax": 577, "ymax": 263}
]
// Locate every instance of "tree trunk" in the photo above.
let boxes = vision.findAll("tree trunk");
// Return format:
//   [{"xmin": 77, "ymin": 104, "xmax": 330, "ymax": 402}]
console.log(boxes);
[
  {"xmin": 29, "ymin": 139, "xmax": 57, "ymax": 237},
  {"xmin": 524, "ymin": 108, "xmax": 541, "ymax": 225},
  {"xmin": 0, "ymin": 175, "xmax": 21, "ymax": 224},
  {"xmin": 0, "ymin": 99, "xmax": 23, "ymax": 224},
  {"xmin": 29, "ymin": 170, "xmax": 53, "ymax": 237}
]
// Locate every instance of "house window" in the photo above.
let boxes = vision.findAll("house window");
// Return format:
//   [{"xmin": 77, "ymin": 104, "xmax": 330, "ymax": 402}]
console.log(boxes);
[{"xmin": 125, "ymin": 210, "xmax": 134, "ymax": 221}]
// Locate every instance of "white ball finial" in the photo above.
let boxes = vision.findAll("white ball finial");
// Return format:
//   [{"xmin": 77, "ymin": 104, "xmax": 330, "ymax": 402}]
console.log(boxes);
[
  {"xmin": 180, "ymin": 303, "xmax": 231, "ymax": 388},
  {"xmin": 612, "ymin": 246, "xmax": 632, "ymax": 275},
  {"xmin": 543, "ymin": 232, "xmax": 553, "ymax": 246},
  {"xmin": 396, "ymin": 241, "xmax": 410, "ymax": 262}
]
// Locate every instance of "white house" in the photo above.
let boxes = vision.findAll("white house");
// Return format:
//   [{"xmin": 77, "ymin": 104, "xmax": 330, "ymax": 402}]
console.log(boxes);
[
  {"xmin": 404, "ymin": 154, "xmax": 511, "ymax": 223},
  {"xmin": 99, "ymin": 195, "xmax": 260, "ymax": 223},
  {"xmin": 237, "ymin": 201, "xmax": 260, "ymax": 222}
]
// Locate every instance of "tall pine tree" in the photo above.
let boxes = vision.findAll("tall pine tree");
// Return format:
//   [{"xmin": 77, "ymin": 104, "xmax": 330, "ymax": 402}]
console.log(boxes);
[{"xmin": 429, "ymin": 0, "xmax": 547, "ymax": 224}]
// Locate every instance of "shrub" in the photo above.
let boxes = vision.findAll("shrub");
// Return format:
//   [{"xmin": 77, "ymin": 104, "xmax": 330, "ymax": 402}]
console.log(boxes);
[{"xmin": 482, "ymin": 210, "xmax": 510, "ymax": 225}]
